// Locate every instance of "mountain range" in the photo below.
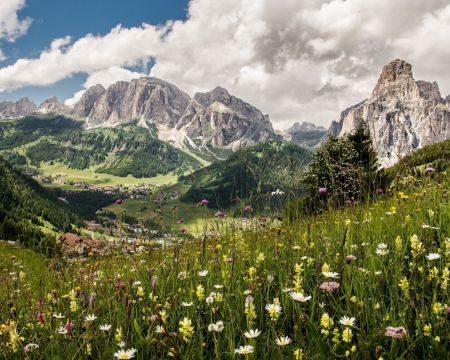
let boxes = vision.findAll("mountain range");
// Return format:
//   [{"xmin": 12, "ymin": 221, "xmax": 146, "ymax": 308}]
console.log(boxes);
[
  {"xmin": 1, "ymin": 59, "xmax": 450, "ymax": 167},
  {"xmin": 0, "ymin": 79, "xmax": 281, "ymax": 160}
]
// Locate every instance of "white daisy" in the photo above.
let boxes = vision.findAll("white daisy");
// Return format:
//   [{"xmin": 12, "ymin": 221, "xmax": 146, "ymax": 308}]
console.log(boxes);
[
  {"xmin": 275, "ymin": 336, "xmax": 292, "ymax": 346},
  {"xmin": 322, "ymin": 271, "xmax": 339, "ymax": 278},
  {"xmin": 181, "ymin": 302, "xmax": 194, "ymax": 307},
  {"xmin": 85, "ymin": 314, "xmax": 97, "ymax": 322},
  {"xmin": 155, "ymin": 325, "xmax": 165, "ymax": 334},
  {"xmin": 100, "ymin": 324, "xmax": 112, "ymax": 331},
  {"xmin": 198, "ymin": 270, "xmax": 208, "ymax": 276},
  {"xmin": 289, "ymin": 292, "xmax": 312, "ymax": 302},
  {"xmin": 234, "ymin": 345, "xmax": 254, "ymax": 355},
  {"xmin": 213, "ymin": 284, "xmax": 224, "ymax": 289},
  {"xmin": 339, "ymin": 316, "xmax": 356, "ymax": 327},
  {"xmin": 282, "ymin": 287, "xmax": 294, "ymax": 292},
  {"xmin": 113, "ymin": 348, "xmax": 137, "ymax": 359},
  {"xmin": 244, "ymin": 329, "xmax": 262, "ymax": 338},
  {"xmin": 52, "ymin": 313, "xmax": 65, "ymax": 319},
  {"xmin": 426, "ymin": 253, "xmax": 441, "ymax": 261}
]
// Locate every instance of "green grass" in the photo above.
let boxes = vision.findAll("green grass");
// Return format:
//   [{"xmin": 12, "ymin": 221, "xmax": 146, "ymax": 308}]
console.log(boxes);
[
  {"xmin": 35, "ymin": 161, "xmax": 180, "ymax": 187},
  {"xmin": 2, "ymin": 167, "xmax": 450, "ymax": 359}
]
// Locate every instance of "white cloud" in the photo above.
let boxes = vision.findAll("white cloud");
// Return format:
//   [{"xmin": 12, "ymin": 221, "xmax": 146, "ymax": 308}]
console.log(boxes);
[
  {"xmin": 0, "ymin": 0, "xmax": 32, "ymax": 42},
  {"xmin": 1, "ymin": 0, "xmax": 450, "ymax": 128}
]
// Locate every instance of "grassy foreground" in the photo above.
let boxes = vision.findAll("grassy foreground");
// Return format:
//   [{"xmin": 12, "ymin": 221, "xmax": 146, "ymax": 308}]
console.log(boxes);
[{"xmin": 1, "ymin": 171, "xmax": 450, "ymax": 359}]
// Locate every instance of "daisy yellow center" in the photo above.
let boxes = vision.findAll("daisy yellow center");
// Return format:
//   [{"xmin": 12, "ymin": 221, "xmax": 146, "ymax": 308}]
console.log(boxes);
[
  {"xmin": 242, "ymin": 350, "xmax": 249, "ymax": 354},
  {"xmin": 269, "ymin": 307, "xmax": 276, "ymax": 312},
  {"xmin": 344, "ymin": 320, "xmax": 351, "ymax": 325},
  {"xmin": 280, "ymin": 341, "xmax": 287, "ymax": 345},
  {"xmin": 119, "ymin": 355, "xmax": 130, "ymax": 359}
]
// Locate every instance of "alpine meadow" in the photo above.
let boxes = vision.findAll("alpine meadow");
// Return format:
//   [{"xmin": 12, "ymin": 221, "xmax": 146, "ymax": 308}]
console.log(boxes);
[{"xmin": 2, "ymin": 1, "xmax": 450, "ymax": 359}]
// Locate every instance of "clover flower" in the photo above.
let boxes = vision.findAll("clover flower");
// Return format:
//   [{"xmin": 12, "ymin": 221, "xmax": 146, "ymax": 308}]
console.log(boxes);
[
  {"xmin": 385, "ymin": 326, "xmax": 407, "ymax": 338},
  {"xmin": 319, "ymin": 187, "xmax": 327, "ymax": 194},
  {"xmin": 320, "ymin": 282, "xmax": 340, "ymax": 292}
]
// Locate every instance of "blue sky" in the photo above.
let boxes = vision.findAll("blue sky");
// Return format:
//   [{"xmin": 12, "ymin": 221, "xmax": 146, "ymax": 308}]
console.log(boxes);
[
  {"xmin": 0, "ymin": 0, "xmax": 189, "ymax": 104},
  {"xmin": 1, "ymin": 0, "xmax": 450, "ymax": 129}
]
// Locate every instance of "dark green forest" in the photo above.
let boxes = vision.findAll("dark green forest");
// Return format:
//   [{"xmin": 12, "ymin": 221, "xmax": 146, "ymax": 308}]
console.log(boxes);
[
  {"xmin": 179, "ymin": 140, "xmax": 313, "ymax": 209},
  {"xmin": 0, "ymin": 156, "xmax": 84, "ymax": 253}
]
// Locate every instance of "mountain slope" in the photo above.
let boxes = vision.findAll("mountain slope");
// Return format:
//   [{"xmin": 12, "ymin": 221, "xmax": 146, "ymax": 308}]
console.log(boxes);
[
  {"xmin": 0, "ymin": 115, "xmax": 202, "ymax": 178},
  {"xmin": 179, "ymin": 140, "xmax": 313, "ymax": 209},
  {"xmin": 328, "ymin": 59, "xmax": 450, "ymax": 167},
  {"xmin": 0, "ymin": 156, "xmax": 84, "ymax": 252}
]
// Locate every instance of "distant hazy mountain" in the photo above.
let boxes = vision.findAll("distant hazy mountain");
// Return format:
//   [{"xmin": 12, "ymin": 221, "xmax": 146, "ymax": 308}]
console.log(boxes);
[{"xmin": 279, "ymin": 121, "xmax": 327, "ymax": 148}]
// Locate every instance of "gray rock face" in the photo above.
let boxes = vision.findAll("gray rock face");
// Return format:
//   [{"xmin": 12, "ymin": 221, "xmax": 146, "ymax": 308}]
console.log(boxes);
[
  {"xmin": 287, "ymin": 121, "xmax": 325, "ymax": 132},
  {"xmin": 72, "ymin": 84, "xmax": 105, "ymax": 117},
  {"xmin": 81, "ymin": 77, "xmax": 191, "ymax": 127},
  {"xmin": 37, "ymin": 97, "xmax": 69, "ymax": 115},
  {"xmin": 0, "ymin": 97, "xmax": 37, "ymax": 118},
  {"xmin": 328, "ymin": 59, "xmax": 450, "ymax": 167},
  {"xmin": 177, "ymin": 87, "xmax": 281, "ymax": 148},
  {"xmin": 285, "ymin": 122, "xmax": 327, "ymax": 148}
]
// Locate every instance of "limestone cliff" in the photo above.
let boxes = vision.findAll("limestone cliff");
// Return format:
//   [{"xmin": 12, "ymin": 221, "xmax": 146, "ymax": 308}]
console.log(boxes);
[
  {"xmin": 329, "ymin": 59, "xmax": 450, "ymax": 167},
  {"xmin": 0, "ymin": 97, "xmax": 37, "ymax": 119}
]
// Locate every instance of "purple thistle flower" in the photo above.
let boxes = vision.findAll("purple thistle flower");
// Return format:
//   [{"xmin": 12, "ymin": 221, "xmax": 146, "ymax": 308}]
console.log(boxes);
[
  {"xmin": 244, "ymin": 205, "xmax": 252, "ymax": 212},
  {"xmin": 345, "ymin": 255, "xmax": 357, "ymax": 264},
  {"xmin": 396, "ymin": 174, "xmax": 402, "ymax": 179},
  {"xmin": 64, "ymin": 320, "xmax": 75, "ymax": 333},
  {"xmin": 319, "ymin": 281, "xmax": 340, "ymax": 292},
  {"xmin": 180, "ymin": 228, "xmax": 186, "ymax": 233},
  {"xmin": 319, "ymin": 187, "xmax": 327, "ymax": 194},
  {"xmin": 424, "ymin": 167, "xmax": 435, "ymax": 173},
  {"xmin": 115, "ymin": 199, "xmax": 124, "ymax": 205},
  {"xmin": 376, "ymin": 188, "xmax": 383, "ymax": 194},
  {"xmin": 215, "ymin": 211, "xmax": 225, "ymax": 217},
  {"xmin": 345, "ymin": 200, "xmax": 352, "ymax": 205},
  {"xmin": 37, "ymin": 312, "xmax": 45, "ymax": 324},
  {"xmin": 177, "ymin": 218, "xmax": 185, "ymax": 224},
  {"xmin": 200, "ymin": 199, "xmax": 209, "ymax": 205},
  {"xmin": 226, "ymin": 258, "xmax": 233, "ymax": 263},
  {"xmin": 447, "ymin": 306, "xmax": 450, "ymax": 314}
]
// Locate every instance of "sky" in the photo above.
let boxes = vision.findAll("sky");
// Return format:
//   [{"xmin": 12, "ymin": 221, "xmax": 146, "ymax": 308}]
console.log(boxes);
[{"xmin": 1, "ymin": 0, "xmax": 450, "ymax": 130}]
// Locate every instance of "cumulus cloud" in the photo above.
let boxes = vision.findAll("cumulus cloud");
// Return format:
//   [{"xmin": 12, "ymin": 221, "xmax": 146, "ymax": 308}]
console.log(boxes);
[
  {"xmin": 1, "ymin": 0, "xmax": 450, "ymax": 128},
  {"xmin": 0, "ymin": 0, "xmax": 32, "ymax": 42},
  {"xmin": 64, "ymin": 67, "xmax": 145, "ymax": 105}
]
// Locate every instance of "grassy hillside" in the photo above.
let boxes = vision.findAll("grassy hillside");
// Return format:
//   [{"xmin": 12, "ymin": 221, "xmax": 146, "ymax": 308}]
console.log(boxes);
[
  {"xmin": 386, "ymin": 138, "xmax": 450, "ymax": 178},
  {"xmin": 1, "ymin": 150, "xmax": 450, "ymax": 358},
  {"xmin": 179, "ymin": 140, "xmax": 313, "ymax": 209},
  {"xmin": 0, "ymin": 116, "xmax": 203, "ymax": 179}
]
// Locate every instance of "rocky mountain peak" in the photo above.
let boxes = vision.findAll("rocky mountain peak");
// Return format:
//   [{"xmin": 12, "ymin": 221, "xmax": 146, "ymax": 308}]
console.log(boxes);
[
  {"xmin": 37, "ymin": 96, "xmax": 68, "ymax": 114},
  {"xmin": 372, "ymin": 59, "xmax": 413, "ymax": 96},
  {"xmin": 0, "ymin": 97, "xmax": 37, "ymax": 118},
  {"xmin": 326, "ymin": 59, "xmax": 450, "ymax": 167},
  {"xmin": 72, "ymin": 84, "xmax": 106, "ymax": 117}
]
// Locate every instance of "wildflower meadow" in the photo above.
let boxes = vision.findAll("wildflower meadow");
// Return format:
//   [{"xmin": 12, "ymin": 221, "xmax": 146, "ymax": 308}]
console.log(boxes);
[{"xmin": 2, "ymin": 167, "xmax": 450, "ymax": 359}]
